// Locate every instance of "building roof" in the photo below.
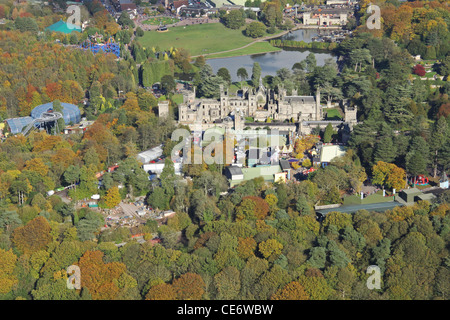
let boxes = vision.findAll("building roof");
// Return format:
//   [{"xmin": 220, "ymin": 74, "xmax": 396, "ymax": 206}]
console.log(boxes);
[
  {"xmin": 241, "ymin": 165, "xmax": 282, "ymax": 181},
  {"xmin": 227, "ymin": 166, "xmax": 243, "ymax": 176},
  {"xmin": 119, "ymin": 0, "xmax": 137, "ymax": 10},
  {"xmin": 400, "ymin": 187, "xmax": 421, "ymax": 195},
  {"xmin": 5, "ymin": 116, "xmax": 34, "ymax": 134},
  {"xmin": 173, "ymin": 0, "xmax": 189, "ymax": 9},
  {"xmin": 284, "ymin": 96, "xmax": 316, "ymax": 104},
  {"xmin": 320, "ymin": 145, "xmax": 346, "ymax": 163},
  {"xmin": 137, "ymin": 145, "xmax": 164, "ymax": 163},
  {"xmin": 31, "ymin": 102, "xmax": 81, "ymax": 125},
  {"xmin": 279, "ymin": 159, "xmax": 291, "ymax": 171},
  {"xmin": 416, "ymin": 193, "xmax": 436, "ymax": 201},
  {"xmin": 46, "ymin": 20, "xmax": 81, "ymax": 34}
]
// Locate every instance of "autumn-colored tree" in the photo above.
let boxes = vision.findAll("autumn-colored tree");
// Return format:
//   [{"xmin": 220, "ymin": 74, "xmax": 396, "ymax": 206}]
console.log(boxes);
[
  {"xmin": 259, "ymin": 239, "xmax": 283, "ymax": 261},
  {"xmin": 437, "ymin": 103, "xmax": 450, "ymax": 118},
  {"xmin": 121, "ymin": 92, "xmax": 140, "ymax": 112},
  {"xmin": 386, "ymin": 206, "xmax": 414, "ymax": 222},
  {"xmin": 78, "ymin": 250, "xmax": 128, "ymax": 300},
  {"xmin": 322, "ymin": 211, "xmax": 353, "ymax": 232},
  {"xmin": 236, "ymin": 196, "xmax": 269, "ymax": 220},
  {"xmin": 372, "ymin": 161, "xmax": 406, "ymax": 191},
  {"xmin": 145, "ymin": 283, "xmax": 176, "ymax": 300},
  {"xmin": 172, "ymin": 273, "xmax": 205, "ymax": 300},
  {"xmin": 237, "ymin": 237, "xmax": 257, "ymax": 260},
  {"xmin": 11, "ymin": 216, "xmax": 52, "ymax": 254},
  {"xmin": 103, "ymin": 186, "xmax": 121, "ymax": 208},
  {"xmin": 0, "ymin": 249, "xmax": 18, "ymax": 294},
  {"xmin": 271, "ymin": 281, "xmax": 310, "ymax": 300},
  {"xmin": 413, "ymin": 64, "xmax": 426, "ymax": 76},
  {"xmin": 264, "ymin": 193, "xmax": 279, "ymax": 214},
  {"xmin": 24, "ymin": 158, "xmax": 49, "ymax": 177},
  {"xmin": 298, "ymin": 274, "xmax": 333, "ymax": 300},
  {"xmin": 293, "ymin": 135, "xmax": 319, "ymax": 159}
]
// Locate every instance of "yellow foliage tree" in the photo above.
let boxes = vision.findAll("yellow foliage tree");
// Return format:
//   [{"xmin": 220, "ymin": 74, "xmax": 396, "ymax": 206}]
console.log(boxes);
[
  {"xmin": 372, "ymin": 161, "xmax": 406, "ymax": 191},
  {"xmin": 104, "ymin": 186, "xmax": 121, "ymax": 209},
  {"xmin": 0, "ymin": 249, "xmax": 18, "ymax": 294},
  {"xmin": 259, "ymin": 239, "xmax": 283, "ymax": 260},
  {"xmin": 271, "ymin": 281, "xmax": 310, "ymax": 300}
]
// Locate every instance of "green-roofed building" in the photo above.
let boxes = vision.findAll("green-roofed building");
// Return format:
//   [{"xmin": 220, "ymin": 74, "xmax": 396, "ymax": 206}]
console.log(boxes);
[
  {"xmin": 46, "ymin": 20, "xmax": 81, "ymax": 34},
  {"xmin": 229, "ymin": 164, "xmax": 284, "ymax": 187}
]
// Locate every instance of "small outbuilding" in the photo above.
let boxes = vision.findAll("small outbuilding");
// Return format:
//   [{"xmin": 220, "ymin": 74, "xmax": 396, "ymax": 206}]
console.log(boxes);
[
  {"xmin": 399, "ymin": 187, "xmax": 421, "ymax": 203},
  {"xmin": 225, "ymin": 166, "xmax": 244, "ymax": 181}
]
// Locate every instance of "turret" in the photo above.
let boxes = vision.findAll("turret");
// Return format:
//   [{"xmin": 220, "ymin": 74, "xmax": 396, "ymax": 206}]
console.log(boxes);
[{"xmin": 315, "ymin": 88, "xmax": 321, "ymax": 120}]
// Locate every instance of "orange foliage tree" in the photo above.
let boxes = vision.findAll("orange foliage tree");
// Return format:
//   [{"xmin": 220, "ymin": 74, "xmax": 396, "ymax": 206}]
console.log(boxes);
[
  {"xmin": 78, "ymin": 250, "xmax": 128, "ymax": 300},
  {"xmin": 236, "ymin": 196, "xmax": 269, "ymax": 220},
  {"xmin": 237, "ymin": 237, "xmax": 257, "ymax": 259},
  {"xmin": 271, "ymin": 281, "xmax": 310, "ymax": 300},
  {"xmin": 172, "ymin": 273, "xmax": 205, "ymax": 300},
  {"xmin": 12, "ymin": 216, "xmax": 52, "ymax": 254},
  {"xmin": 145, "ymin": 283, "xmax": 177, "ymax": 300}
]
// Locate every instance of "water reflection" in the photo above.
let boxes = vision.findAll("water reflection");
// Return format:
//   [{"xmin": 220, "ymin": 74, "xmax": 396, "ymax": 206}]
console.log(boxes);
[
  {"xmin": 280, "ymin": 28, "xmax": 333, "ymax": 42},
  {"xmin": 206, "ymin": 28, "xmax": 336, "ymax": 82},
  {"xmin": 208, "ymin": 50, "xmax": 335, "ymax": 82}
]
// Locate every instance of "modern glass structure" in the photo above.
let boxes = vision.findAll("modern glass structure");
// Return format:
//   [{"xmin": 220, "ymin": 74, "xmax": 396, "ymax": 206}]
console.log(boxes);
[
  {"xmin": 5, "ymin": 117, "xmax": 34, "ymax": 134},
  {"xmin": 31, "ymin": 102, "xmax": 81, "ymax": 125},
  {"xmin": 5, "ymin": 102, "xmax": 81, "ymax": 134}
]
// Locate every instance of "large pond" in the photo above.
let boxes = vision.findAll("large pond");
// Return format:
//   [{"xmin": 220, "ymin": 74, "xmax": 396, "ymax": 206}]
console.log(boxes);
[{"xmin": 207, "ymin": 28, "xmax": 336, "ymax": 82}]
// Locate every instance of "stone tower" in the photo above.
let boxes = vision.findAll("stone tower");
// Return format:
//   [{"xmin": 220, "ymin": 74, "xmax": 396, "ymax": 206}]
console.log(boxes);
[
  {"xmin": 344, "ymin": 104, "xmax": 358, "ymax": 126},
  {"xmin": 158, "ymin": 100, "xmax": 169, "ymax": 118},
  {"xmin": 315, "ymin": 89, "xmax": 321, "ymax": 120}
]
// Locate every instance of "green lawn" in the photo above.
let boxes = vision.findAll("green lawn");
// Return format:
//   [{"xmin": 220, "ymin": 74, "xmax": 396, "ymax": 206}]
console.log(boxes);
[
  {"xmin": 206, "ymin": 41, "xmax": 281, "ymax": 59},
  {"xmin": 171, "ymin": 93, "xmax": 184, "ymax": 105},
  {"xmin": 140, "ymin": 23, "xmax": 280, "ymax": 57},
  {"xmin": 142, "ymin": 17, "xmax": 179, "ymax": 25},
  {"xmin": 325, "ymin": 108, "xmax": 343, "ymax": 120}
]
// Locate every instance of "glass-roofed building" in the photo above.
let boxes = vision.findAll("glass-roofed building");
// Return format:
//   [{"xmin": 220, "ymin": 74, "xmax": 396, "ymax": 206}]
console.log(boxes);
[
  {"xmin": 5, "ymin": 102, "xmax": 81, "ymax": 135},
  {"xmin": 31, "ymin": 102, "xmax": 81, "ymax": 125},
  {"xmin": 5, "ymin": 117, "xmax": 34, "ymax": 135}
]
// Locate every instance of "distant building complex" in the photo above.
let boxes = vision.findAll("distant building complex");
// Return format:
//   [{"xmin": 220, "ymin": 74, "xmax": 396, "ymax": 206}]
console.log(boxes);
[{"xmin": 171, "ymin": 82, "xmax": 357, "ymax": 137}]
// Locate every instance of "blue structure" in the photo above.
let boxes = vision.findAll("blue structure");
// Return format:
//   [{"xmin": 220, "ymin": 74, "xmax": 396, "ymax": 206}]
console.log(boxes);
[
  {"xmin": 6, "ymin": 117, "xmax": 34, "ymax": 134},
  {"xmin": 5, "ymin": 102, "xmax": 81, "ymax": 134},
  {"xmin": 31, "ymin": 102, "xmax": 81, "ymax": 125},
  {"xmin": 80, "ymin": 38, "xmax": 120, "ymax": 59}
]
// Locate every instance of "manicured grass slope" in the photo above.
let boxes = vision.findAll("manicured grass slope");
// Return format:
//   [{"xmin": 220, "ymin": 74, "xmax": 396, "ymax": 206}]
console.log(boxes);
[
  {"xmin": 140, "ymin": 23, "xmax": 258, "ymax": 56},
  {"xmin": 206, "ymin": 41, "xmax": 281, "ymax": 59}
]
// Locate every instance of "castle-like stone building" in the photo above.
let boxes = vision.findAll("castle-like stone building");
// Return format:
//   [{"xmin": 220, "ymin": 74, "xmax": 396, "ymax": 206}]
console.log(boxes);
[
  {"xmin": 177, "ymin": 81, "xmax": 323, "ymax": 125},
  {"xmin": 159, "ymin": 82, "xmax": 358, "ymax": 138}
]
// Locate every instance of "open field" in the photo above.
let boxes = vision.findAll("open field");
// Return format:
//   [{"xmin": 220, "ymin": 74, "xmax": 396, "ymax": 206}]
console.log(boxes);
[{"xmin": 140, "ymin": 23, "xmax": 282, "ymax": 57}]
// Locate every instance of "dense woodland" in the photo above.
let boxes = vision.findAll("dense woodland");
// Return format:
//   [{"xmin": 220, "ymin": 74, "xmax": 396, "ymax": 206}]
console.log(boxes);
[{"xmin": 0, "ymin": 0, "xmax": 449, "ymax": 300}]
